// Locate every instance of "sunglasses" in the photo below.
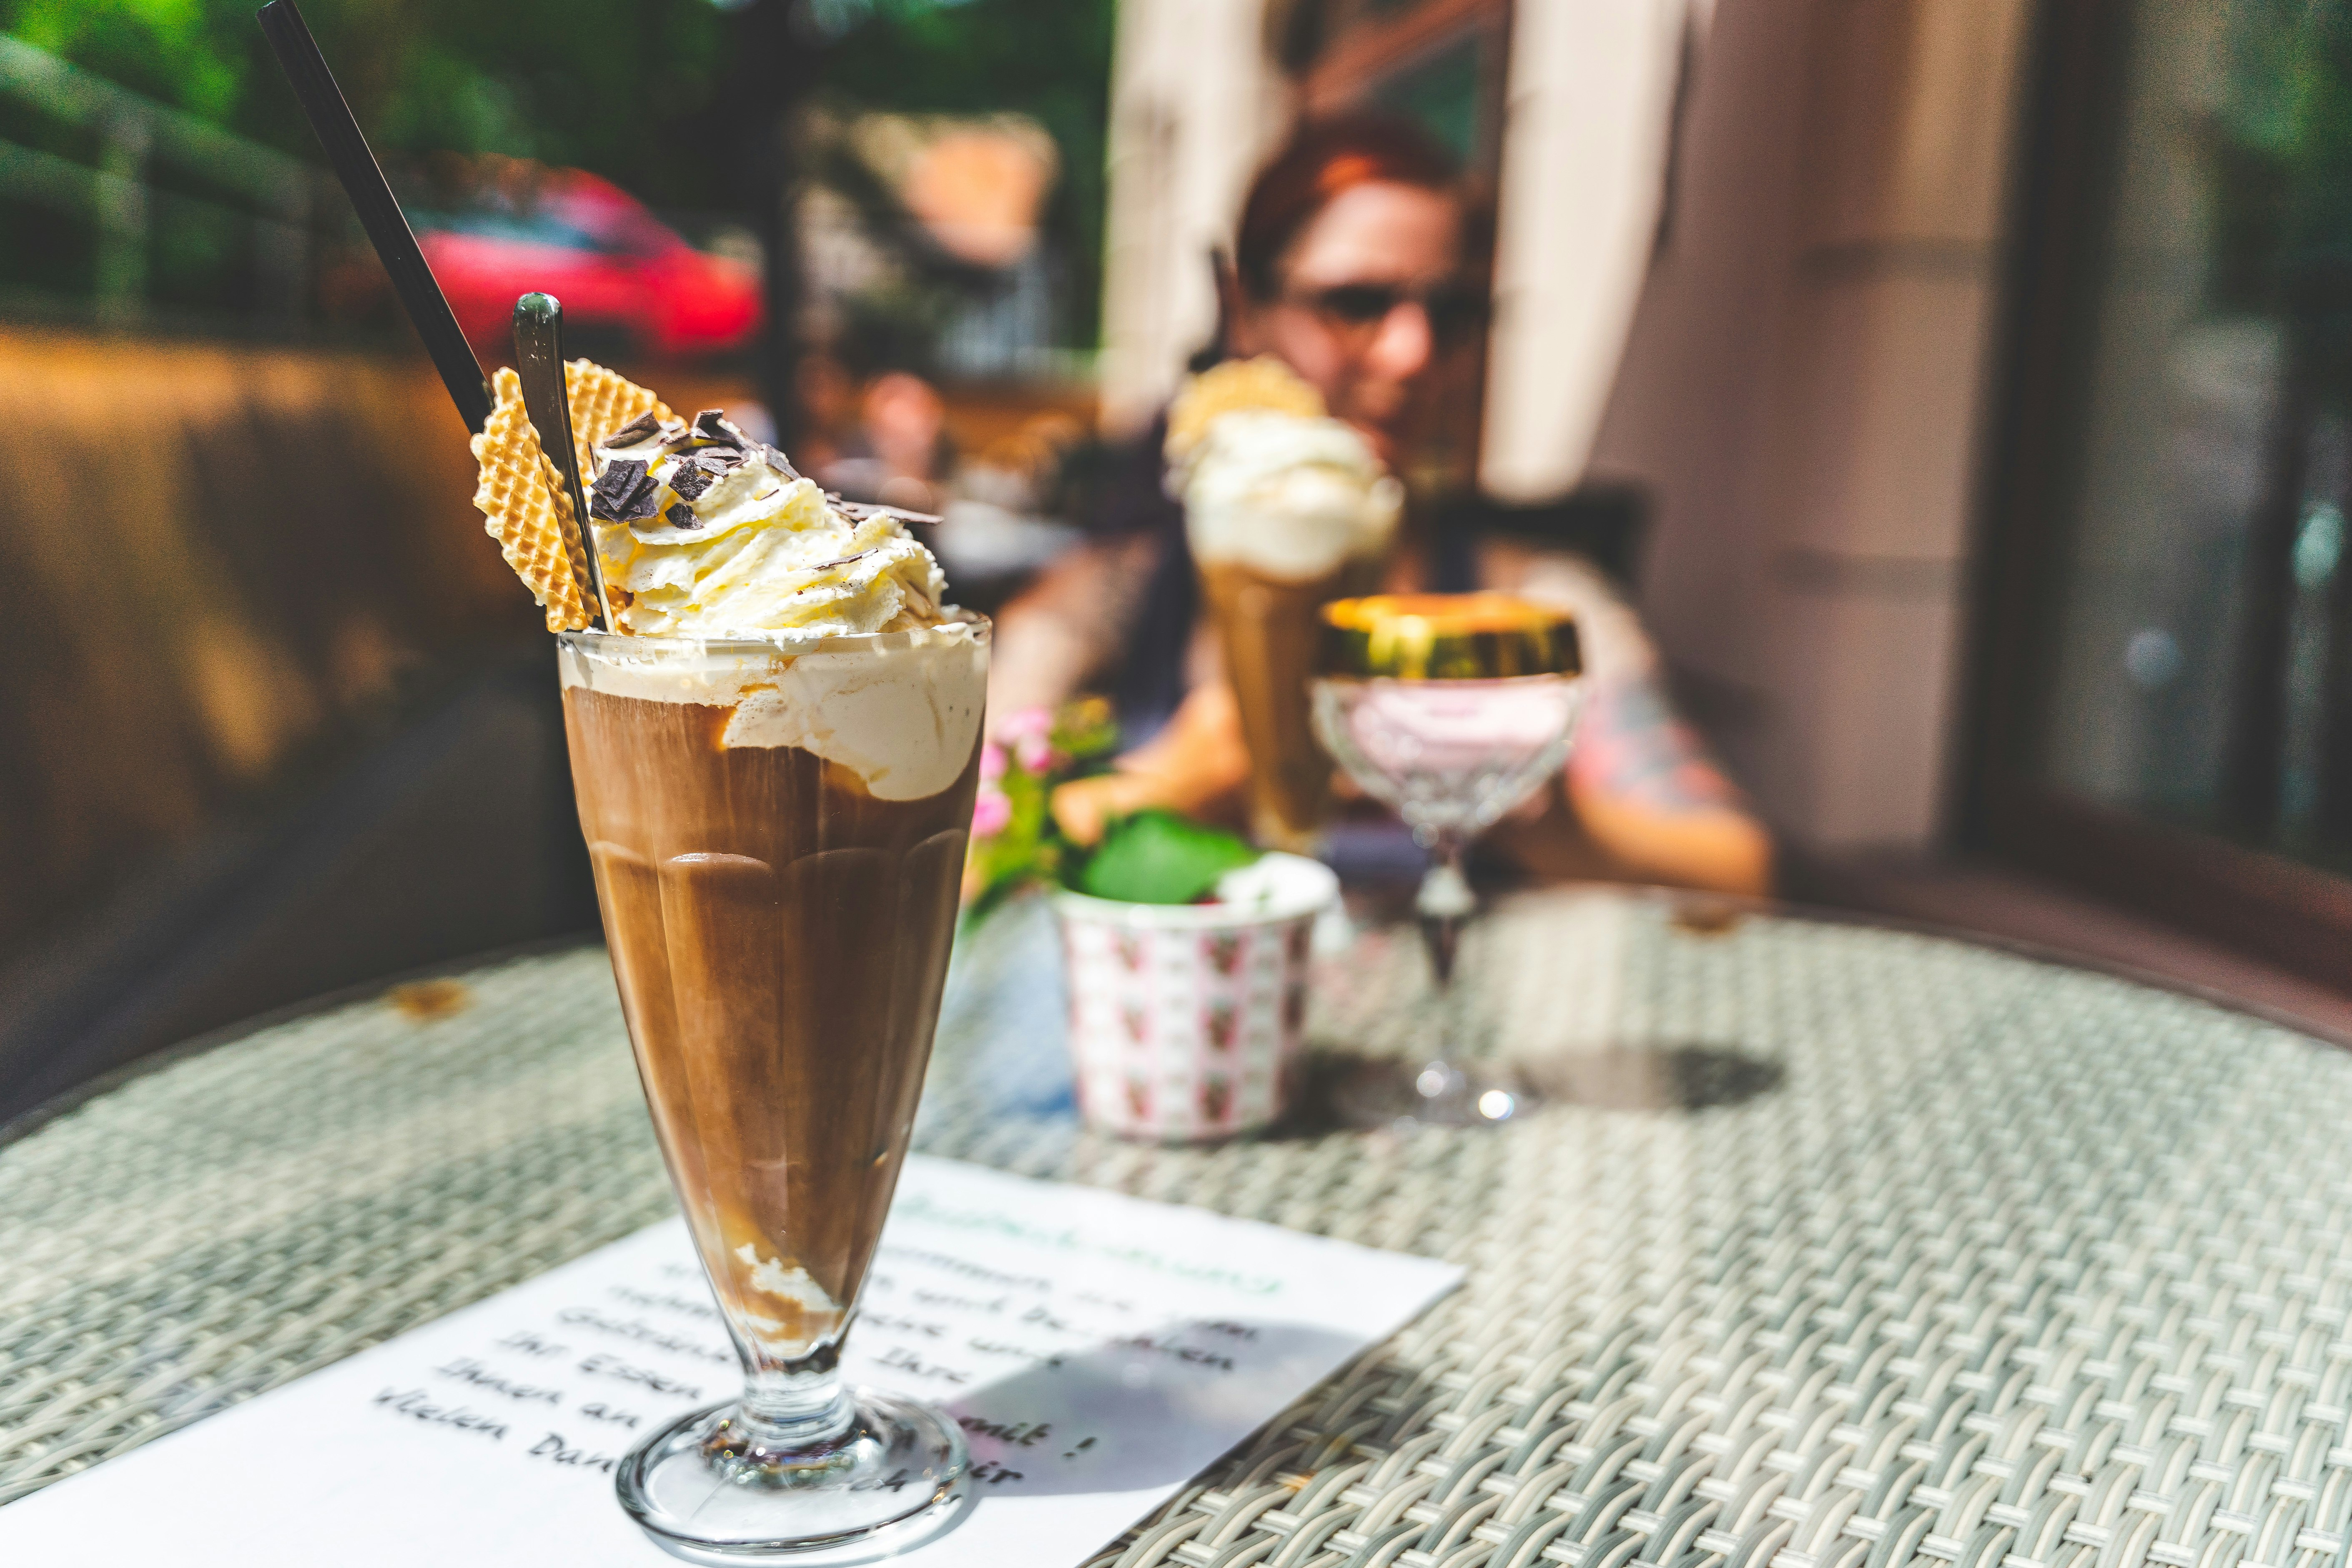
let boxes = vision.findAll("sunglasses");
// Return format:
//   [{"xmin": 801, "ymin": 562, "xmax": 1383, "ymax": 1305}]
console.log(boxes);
[{"xmin": 1284, "ymin": 280, "xmax": 1491, "ymax": 343}]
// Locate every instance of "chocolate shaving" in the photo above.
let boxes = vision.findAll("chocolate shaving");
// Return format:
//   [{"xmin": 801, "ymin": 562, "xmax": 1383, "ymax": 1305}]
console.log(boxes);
[
  {"xmin": 599, "ymin": 411, "xmax": 669, "ymax": 449},
  {"xmin": 589, "ymin": 458, "xmax": 645, "ymax": 517},
  {"xmin": 834, "ymin": 499, "xmax": 943, "ymax": 527},
  {"xmin": 664, "ymin": 502, "xmax": 702, "ymax": 530},
  {"xmin": 589, "ymin": 458, "xmax": 662, "ymax": 523},
  {"xmin": 666, "ymin": 462, "xmax": 717, "ymax": 502},
  {"xmin": 809, "ymin": 549, "xmax": 878, "ymax": 572},
  {"xmin": 760, "ymin": 443, "xmax": 801, "ymax": 480},
  {"xmin": 690, "ymin": 409, "xmax": 745, "ymax": 448},
  {"xmin": 617, "ymin": 479, "xmax": 662, "ymax": 522}
]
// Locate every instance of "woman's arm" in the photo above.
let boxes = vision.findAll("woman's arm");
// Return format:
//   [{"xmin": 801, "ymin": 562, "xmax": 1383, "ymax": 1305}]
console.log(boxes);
[
  {"xmin": 985, "ymin": 418, "xmax": 1183, "ymax": 728},
  {"xmin": 1559, "ymin": 671, "xmax": 1774, "ymax": 896},
  {"xmin": 1482, "ymin": 541, "xmax": 1775, "ymax": 896},
  {"xmin": 985, "ymin": 531, "xmax": 1162, "ymax": 724}
]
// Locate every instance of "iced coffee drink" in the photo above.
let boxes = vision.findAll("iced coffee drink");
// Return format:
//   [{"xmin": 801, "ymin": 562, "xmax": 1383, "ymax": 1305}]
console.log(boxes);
[
  {"xmin": 470, "ymin": 367, "xmax": 982, "ymax": 1560},
  {"xmin": 561, "ymin": 625, "xmax": 984, "ymax": 1359},
  {"xmin": 1171, "ymin": 362, "xmax": 1402, "ymax": 850}
]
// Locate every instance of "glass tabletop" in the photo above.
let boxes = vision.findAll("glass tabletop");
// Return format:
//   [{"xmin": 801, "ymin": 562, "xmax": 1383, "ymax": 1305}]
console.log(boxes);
[{"xmin": 4, "ymin": 888, "xmax": 2346, "ymax": 1568}]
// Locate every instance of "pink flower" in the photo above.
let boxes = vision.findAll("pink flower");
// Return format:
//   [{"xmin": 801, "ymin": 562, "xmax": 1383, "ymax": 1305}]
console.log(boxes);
[
  {"xmin": 1005, "ymin": 710, "xmax": 1051, "ymax": 761},
  {"xmin": 979, "ymin": 741, "xmax": 1008, "ymax": 783},
  {"xmin": 993, "ymin": 709, "xmax": 1059, "ymax": 775},
  {"xmin": 971, "ymin": 787, "xmax": 1013, "ymax": 838},
  {"xmin": 999, "ymin": 707, "xmax": 1053, "ymax": 744},
  {"xmin": 1014, "ymin": 733, "xmax": 1057, "ymax": 774}
]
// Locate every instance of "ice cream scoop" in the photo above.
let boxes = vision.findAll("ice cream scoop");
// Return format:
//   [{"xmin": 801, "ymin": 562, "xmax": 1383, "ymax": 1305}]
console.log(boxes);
[{"xmin": 1178, "ymin": 410, "xmax": 1402, "ymax": 580}]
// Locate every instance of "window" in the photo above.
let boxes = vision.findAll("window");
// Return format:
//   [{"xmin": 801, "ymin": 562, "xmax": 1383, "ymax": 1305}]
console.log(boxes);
[{"xmin": 1976, "ymin": 0, "xmax": 2352, "ymax": 983}]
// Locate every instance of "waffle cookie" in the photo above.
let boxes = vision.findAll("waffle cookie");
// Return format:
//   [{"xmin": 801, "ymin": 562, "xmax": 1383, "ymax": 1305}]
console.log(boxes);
[
  {"xmin": 469, "ymin": 362, "xmax": 673, "ymax": 632},
  {"xmin": 1165, "ymin": 354, "xmax": 1327, "ymax": 464},
  {"xmin": 562, "ymin": 359, "xmax": 673, "ymax": 461}
]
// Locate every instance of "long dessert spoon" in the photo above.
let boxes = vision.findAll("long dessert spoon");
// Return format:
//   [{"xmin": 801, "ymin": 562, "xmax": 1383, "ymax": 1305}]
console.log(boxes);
[
  {"xmin": 256, "ymin": 0, "xmax": 494, "ymax": 435},
  {"xmin": 512, "ymin": 293, "xmax": 613, "ymax": 632}
]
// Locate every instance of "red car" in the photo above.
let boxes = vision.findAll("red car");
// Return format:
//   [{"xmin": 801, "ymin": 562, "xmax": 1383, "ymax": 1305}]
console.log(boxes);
[{"xmin": 413, "ymin": 168, "xmax": 763, "ymax": 361}]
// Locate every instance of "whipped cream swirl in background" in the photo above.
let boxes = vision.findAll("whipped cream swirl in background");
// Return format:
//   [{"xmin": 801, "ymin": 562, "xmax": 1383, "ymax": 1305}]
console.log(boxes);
[
  {"xmin": 588, "ymin": 410, "xmax": 947, "ymax": 640},
  {"xmin": 1176, "ymin": 409, "xmax": 1404, "ymax": 581}
]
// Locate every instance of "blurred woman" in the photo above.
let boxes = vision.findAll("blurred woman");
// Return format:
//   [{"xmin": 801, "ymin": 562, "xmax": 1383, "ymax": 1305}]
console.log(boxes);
[{"xmin": 992, "ymin": 115, "xmax": 1771, "ymax": 897}]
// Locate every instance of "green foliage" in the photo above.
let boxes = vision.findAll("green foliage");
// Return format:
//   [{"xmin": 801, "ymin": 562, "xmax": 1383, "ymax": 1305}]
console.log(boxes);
[
  {"xmin": 2223, "ymin": 0, "xmax": 2352, "ymax": 164},
  {"xmin": 2, "ymin": 0, "xmax": 733, "ymax": 200},
  {"xmin": 2213, "ymin": 0, "xmax": 2352, "ymax": 315},
  {"xmin": 7, "ymin": 0, "xmax": 245, "ymax": 121},
  {"xmin": 1074, "ymin": 811, "xmax": 1261, "ymax": 906},
  {"xmin": 961, "ymin": 697, "xmax": 1118, "ymax": 926},
  {"xmin": 963, "ymin": 740, "xmax": 1058, "ymax": 920},
  {"xmin": 1, "ymin": 0, "xmax": 1114, "ymax": 338}
]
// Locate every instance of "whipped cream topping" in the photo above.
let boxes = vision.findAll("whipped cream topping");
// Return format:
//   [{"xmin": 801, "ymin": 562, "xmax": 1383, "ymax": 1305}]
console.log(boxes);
[
  {"xmin": 589, "ymin": 410, "xmax": 948, "ymax": 640},
  {"xmin": 722, "ymin": 634, "xmax": 986, "ymax": 799},
  {"xmin": 1178, "ymin": 410, "xmax": 1403, "ymax": 580},
  {"xmin": 559, "ymin": 624, "xmax": 986, "ymax": 800}
]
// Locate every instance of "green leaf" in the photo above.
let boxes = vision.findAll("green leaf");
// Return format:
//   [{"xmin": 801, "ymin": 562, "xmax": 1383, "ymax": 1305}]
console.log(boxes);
[{"xmin": 1075, "ymin": 810, "xmax": 1259, "ymax": 905}]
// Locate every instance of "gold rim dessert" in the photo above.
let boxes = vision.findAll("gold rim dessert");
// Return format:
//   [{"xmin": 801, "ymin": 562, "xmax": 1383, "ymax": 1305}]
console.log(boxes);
[{"xmin": 1317, "ymin": 594, "xmax": 1582, "ymax": 682}]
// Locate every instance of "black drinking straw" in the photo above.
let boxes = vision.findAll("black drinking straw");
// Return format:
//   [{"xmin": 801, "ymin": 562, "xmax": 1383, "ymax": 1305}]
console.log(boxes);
[{"xmin": 256, "ymin": 0, "xmax": 494, "ymax": 434}]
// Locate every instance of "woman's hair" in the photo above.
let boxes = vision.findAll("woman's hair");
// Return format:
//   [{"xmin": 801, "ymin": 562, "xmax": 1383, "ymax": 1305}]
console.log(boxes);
[{"xmin": 1231, "ymin": 113, "xmax": 1463, "ymax": 302}]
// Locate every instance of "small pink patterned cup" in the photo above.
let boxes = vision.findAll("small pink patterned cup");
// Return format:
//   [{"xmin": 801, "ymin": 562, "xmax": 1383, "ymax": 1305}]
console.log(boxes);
[{"xmin": 1052, "ymin": 853, "xmax": 1339, "ymax": 1143}]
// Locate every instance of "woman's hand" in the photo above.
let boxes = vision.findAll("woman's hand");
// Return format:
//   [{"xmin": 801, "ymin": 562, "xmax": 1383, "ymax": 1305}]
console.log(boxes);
[
  {"xmin": 1559, "ymin": 674, "xmax": 1773, "ymax": 896},
  {"xmin": 1050, "ymin": 682, "xmax": 1252, "ymax": 845}
]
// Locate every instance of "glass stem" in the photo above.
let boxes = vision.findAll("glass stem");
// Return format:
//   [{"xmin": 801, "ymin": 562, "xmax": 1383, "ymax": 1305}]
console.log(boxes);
[
  {"xmin": 737, "ymin": 1342, "xmax": 857, "ymax": 1453},
  {"xmin": 1415, "ymin": 835, "xmax": 1472, "ymax": 993},
  {"xmin": 1413, "ymin": 835, "xmax": 1474, "ymax": 1094}
]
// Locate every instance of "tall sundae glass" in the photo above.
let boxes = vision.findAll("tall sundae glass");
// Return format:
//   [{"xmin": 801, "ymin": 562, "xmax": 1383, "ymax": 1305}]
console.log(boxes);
[
  {"xmin": 567, "ymin": 623, "xmax": 984, "ymax": 1563},
  {"xmin": 1311, "ymin": 595, "xmax": 1581, "ymax": 1130},
  {"xmin": 473, "ymin": 367, "xmax": 983, "ymax": 1561}
]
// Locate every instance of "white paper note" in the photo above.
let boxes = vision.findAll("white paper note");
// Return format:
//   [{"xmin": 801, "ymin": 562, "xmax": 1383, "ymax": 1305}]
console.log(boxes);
[{"xmin": 0, "ymin": 1157, "xmax": 1460, "ymax": 1565}]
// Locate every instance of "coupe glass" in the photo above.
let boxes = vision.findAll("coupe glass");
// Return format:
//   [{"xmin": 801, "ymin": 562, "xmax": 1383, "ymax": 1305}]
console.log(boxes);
[
  {"xmin": 1310, "ymin": 595, "xmax": 1582, "ymax": 1129},
  {"xmin": 560, "ymin": 621, "xmax": 987, "ymax": 1563}
]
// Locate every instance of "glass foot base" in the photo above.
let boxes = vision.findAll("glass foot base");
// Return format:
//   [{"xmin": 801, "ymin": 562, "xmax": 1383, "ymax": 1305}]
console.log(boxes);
[
  {"xmin": 617, "ymin": 1388, "xmax": 970, "ymax": 1565},
  {"xmin": 1329, "ymin": 1057, "xmax": 1534, "ymax": 1131}
]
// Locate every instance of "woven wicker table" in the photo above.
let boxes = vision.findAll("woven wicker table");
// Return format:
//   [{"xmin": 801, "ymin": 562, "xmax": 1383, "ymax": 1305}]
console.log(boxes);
[{"xmin": 4, "ymin": 888, "xmax": 2348, "ymax": 1568}]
